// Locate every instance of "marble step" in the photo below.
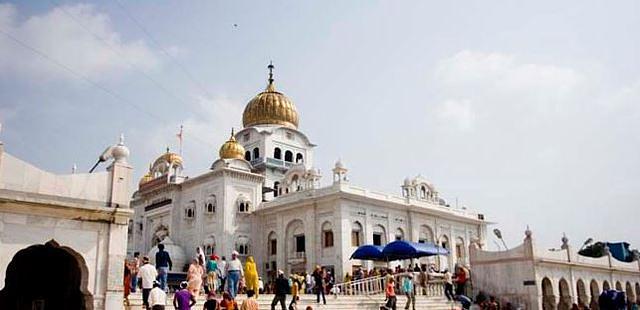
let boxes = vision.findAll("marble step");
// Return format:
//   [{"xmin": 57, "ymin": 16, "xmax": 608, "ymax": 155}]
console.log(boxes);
[{"xmin": 125, "ymin": 292, "xmax": 460, "ymax": 310}]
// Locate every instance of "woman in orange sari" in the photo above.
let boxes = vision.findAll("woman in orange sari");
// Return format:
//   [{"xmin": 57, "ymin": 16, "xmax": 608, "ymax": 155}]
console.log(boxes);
[{"xmin": 187, "ymin": 258, "xmax": 204, "ymax": 296}]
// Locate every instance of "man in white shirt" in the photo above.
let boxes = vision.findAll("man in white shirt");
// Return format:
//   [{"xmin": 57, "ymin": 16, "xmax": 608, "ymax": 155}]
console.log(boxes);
[
  {"xmin": 225, "ymin": 251, "xmax": 244, "ymax": 298},
  {"xmin": 138, "ymin": 256, "xmax": 158, "ymax": 309},
  {"xmin": 148, "ymin": 281, "xmax": 167, "ymax": 310},
  {"xmin": 305, "ymin": 273, "xmax": 313, "ymax": 294}
]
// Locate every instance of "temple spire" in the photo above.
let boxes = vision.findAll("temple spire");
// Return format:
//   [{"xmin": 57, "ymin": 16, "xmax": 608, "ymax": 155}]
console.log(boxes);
[{"xmin": 268, "ymin": 61, "xmax": 274, "ymax": 85}]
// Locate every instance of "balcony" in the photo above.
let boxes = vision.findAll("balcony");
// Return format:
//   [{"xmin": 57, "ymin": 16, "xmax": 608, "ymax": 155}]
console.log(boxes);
[
  {"xmin": 250, "ymin": 157, "xmax": 264, "ymax": 166},
  {"xmin": 287, "ymin": 251, "xmax": 306, "ymax": 264},
  {"xmin": 265, "ymin": 157, "xmax": 295, "ymax": 169}
]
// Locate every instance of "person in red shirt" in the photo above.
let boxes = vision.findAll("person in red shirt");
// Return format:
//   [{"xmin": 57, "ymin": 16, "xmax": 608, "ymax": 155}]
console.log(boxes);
[
  {"xmin": 454, "ymin": 265, "xmax": 469, "ymax": 296},
  {"xmin": 385, "ymin": 278, "xmax": 397, "ymax": 310}
]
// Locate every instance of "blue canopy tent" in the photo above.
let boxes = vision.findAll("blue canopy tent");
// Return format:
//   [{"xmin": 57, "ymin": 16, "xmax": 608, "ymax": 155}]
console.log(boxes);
[
  {"xmin": 382, "ymin": 240, "xmax": 449, "ymax": 260},
  {"xmin": 350, "ymin": 245, "xmax": 385, "ymax": 260},
  {"xmin": 350, "ymin": 240, "xmax": 448, "ymax": 261}
]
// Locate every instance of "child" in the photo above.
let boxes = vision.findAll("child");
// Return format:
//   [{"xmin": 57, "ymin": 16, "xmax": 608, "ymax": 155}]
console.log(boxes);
[
  {"xmin": 289, "ymin": 279, "xmax": 299, "ymax": 310},
  {"xmin": 203, "ymin": 291, "xmax": 218, "ymax": 310},
  {"xmin": 220, "ymin": 292, "xmax": 238, "ymax": 310},
  {"xmin": 173, "ymin": 281, "xmax": 196, "ymax": 310},
  {"xmin": 385, "ymin": 278, "xmax": 397, "ymax": 310}
]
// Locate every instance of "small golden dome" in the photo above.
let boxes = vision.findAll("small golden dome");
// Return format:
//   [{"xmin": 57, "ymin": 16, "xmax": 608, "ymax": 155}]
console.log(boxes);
[
  {"xmin": 139, "ymin": 172, "xmax": 153, "ymax": 187},
  {"xmin": 219, "ymin": 129, "xmax": 246, "ymax": 159},
  {"xmin": 152, "ymin": 149, "xmax": 183, "ymax": 168},
  {"xmin": 242, "ymin": 63, "xmax": 299, "ymax": 129}
]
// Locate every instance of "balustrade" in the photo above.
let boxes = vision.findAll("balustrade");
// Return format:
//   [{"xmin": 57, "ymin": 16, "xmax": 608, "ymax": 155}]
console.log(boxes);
[{"xmin": 332, "ymin": 272, "xmax": 445, "ymax": 297}]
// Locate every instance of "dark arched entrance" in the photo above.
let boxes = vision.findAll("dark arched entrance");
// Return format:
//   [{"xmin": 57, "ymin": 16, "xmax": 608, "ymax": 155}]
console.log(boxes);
[
  {"xmin": 0, "ymin": 240, "xmax": 92, "ymax": 310},
  {"xmin": 589, "ymin": 279, "xmax": 600, "ymax": 310},
  {"xmin": 542, "ymin": 277, "xmax": 556, "ymax": 310},
  {"xmin": 558, "ymin": 278, "xmax": 572, "ymax": 310}
]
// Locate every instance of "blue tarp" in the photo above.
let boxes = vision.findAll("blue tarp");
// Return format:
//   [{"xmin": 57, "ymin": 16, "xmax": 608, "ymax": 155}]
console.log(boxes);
[
  {"xmin": 350, "ymin": 245, "xmax": 385, "ymax": 260},
  {"xmin": 578, "ymin": 241, "xmax": 635, "ymax": 263},
  {"xmin": 350, "ymin": 240, "xmax": 449, "ymax": 261},
  {"xmin": 607, "ymin": 242, "xmax": 633, "ymax": 263},
  {"xmin": 382, "ymin": 240, "xmax": 449, "ymax": 260}
]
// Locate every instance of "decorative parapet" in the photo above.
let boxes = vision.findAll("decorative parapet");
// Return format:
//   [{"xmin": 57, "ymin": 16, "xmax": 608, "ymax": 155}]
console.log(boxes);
[{"xmin": 473, "ymin": 229, "xmax": 640, "ymax": 273}]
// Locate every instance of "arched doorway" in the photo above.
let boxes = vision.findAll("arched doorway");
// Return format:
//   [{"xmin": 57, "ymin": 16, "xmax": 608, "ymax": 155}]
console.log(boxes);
[
  {"xmin": 603, "ymin": 281, "xmax": 610, "ymax": 291},
  {"xmin": 542, "ymin": 277, "xmax": 556, "ymax": 310},
  {"xmin": 625, "ymin": 282, "xmax": 635, "ymax": 305},
  {"xmin": 558, "ymin": 278, "xmax": 572, "ymax": 310},
  {"xmin": 589, "ymin": 279, "xmax": 600, "ymax": 310},
  {"xmin": 576, "ymin": 279, "xmax": 587, "ymax": 306},
  {"xmin": 615, "ymin": 281, "xmax": 622, "ymax": 291},
  {"xmin": 0, "ymin": 240, "xmax": 92, "ymax": 310},
  {"xmin": 285, "ymin": 219, "xmax": 306, "ymax": 275}
]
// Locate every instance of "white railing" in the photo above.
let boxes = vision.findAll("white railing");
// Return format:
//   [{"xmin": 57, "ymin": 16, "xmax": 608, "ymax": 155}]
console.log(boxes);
[
  {"xmin": 293, "ymin": 251, "xmax": 306, "ymax": 259},
  {"xmin": 332, "ymin": 272, "xmax": 445, "ymax": 297}
]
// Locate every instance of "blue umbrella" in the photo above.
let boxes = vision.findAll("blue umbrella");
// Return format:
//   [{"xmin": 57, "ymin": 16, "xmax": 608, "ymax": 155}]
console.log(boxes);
[
  {"xmin": 382, "ymin": 240, "xmax": 449, "ymax": 260},
  {"xmin": 350, "ymin": 245, "xmax": 385, "ymax": 260}
]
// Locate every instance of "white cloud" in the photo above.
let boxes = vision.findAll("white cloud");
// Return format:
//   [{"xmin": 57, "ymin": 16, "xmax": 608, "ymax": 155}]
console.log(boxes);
[
  {"xmin": 131, "ymin": 95, "xmax": 244, "ymax": 179},
  {"xmin": 432, "ymin": 51, "xmax": 587, "ymax": 130},
  {"xmin": 0, "ymin": 3, "xmax": 160, "ymax": 80},
  {"xmin": 436, "ymin": 99, "xmax": 475, "ymax": 131},
  {"xmin": 425, "ymin": 50, "xmax": 640, "ymax": 248}
]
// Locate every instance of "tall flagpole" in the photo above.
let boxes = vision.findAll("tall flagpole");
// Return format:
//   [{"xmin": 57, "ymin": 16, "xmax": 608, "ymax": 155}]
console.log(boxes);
[{"xmin": 176, "ymin": 125, "xmax": 184, "ymax": 155}]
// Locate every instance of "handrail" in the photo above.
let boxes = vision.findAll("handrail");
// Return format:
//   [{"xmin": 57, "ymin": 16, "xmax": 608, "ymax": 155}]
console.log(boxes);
[{"xmin": 332, "ymin": 271, "xmax": 446, "ymax": 297}]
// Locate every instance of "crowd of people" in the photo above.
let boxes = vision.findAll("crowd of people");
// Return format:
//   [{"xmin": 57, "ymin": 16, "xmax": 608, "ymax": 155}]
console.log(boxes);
[
  {"xmin": 123, "ymin": 250, "xmax": 639, "ymax": 310},
  {"xmin": 123, "ymin": 246, "xmax": 329, "ymax": 310}
]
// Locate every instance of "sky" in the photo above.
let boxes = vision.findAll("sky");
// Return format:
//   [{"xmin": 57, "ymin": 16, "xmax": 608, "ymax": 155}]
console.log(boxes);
[{"xmin": 0, "ymin": 1, "xmax": 638, "ymax": 251}]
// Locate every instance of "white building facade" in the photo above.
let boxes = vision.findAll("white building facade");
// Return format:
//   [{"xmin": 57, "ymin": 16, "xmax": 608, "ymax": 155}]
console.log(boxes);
[
  {"xmin": 130, "ymin": 69, "xmax": 488, "ymax": 281},
  {"xmin": 0, "ymin": 137, "xmax": 133, "ymax": 310},
  {"xmin": 470, "ymin": 229, "xmax": 640, "ymax": 310}
]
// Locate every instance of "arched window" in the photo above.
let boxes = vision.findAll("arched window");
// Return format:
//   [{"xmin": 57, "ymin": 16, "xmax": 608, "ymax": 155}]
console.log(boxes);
[
  {"xmin": 420, "ymin": 186, "xmax": 427, "ymax": 199},
  {"xmin": 373, "ymin": 225, "xmax": 387, "ymax": 246},
  {"xmin": 236, "ymin": 236, "xmax": 250, "ymax": 255},
  {"xmin": 244, "ymin": 151, "xmax": 251, "ymax": 161},
  {"xmin": 253, "ymin": 147, "xmax": 260, "ymax": 159},
  {"xmin": 440, "ymin": 235, "xmax": 450, "ymax": 249},
  {"xmin": 284, "ymin": 150, "xmax": 293, "ymax": 162},
  {"xmin": 419, "ymin": 225, "xmax": 434, "ymax": 243},
  {"xmin": 296, "ymin": 153, "xmax": 304, "ymax": 163},
  {"xmin": 351, "ymin": 222, "xmax": 363, "ymax": 247},
  {"xmin": 268, "ymin": 232, "xmax": 277, "ymax": 255},
  {"xmin": 274, "ymin": 147, "xmax": 282, "ymax": 159},
  {"xmin": 455, "ymin": 237, "xmax": 465, "ymax": 263},
  {"xmin": 237, "ymin": 197, "xmax": 251, "ymax": 213},
  {"xmin": 273, "ymin": 182, "xmax": 280, "ymax": 198},
  {"xmin": 184, "ymin": 201, "xmax": 196, "ymax": 219},
  {"xmin": 291, "ymin": 175, "xmax": 300, "ymax": 192},
  {"xmin": 203, "ymin": 236, "xmax": 216, "ymax": 255},
  {"xmin": 322, "ymin": 222, "xmax": 334, "ymax": 248},
  {"xmin": 395, "ymin": 228, "xmax": 404, "ymax": 241},
  {"xmin": 205, "ymin": 195, "xmax": 216, "ymax": 213}
]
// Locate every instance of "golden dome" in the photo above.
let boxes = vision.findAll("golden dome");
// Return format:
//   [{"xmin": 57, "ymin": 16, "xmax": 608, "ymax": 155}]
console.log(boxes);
[
  {"xmin": 152, "ymin": 149, "xmax": 183, "ymax": 168},
  {"xmin": 138, "ymin": 172, "xmax": 153, "ymax": 187},
  {"xmin": 242, "ymin": 63, "xmax": 299, "ymax": 129},
  {"xmin": 219, "ymin": 129, "xmax": 246, "ymax": 159}
]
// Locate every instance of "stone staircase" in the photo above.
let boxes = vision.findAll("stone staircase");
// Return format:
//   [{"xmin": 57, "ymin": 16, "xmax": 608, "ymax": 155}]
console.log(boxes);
[{"xmin": 125, "ymin": 293, "xmax": 459, "ymax": 310}]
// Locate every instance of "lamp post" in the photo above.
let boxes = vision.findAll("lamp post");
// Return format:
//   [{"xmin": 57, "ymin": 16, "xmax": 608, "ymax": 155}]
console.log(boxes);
[
  {"xmin": 579, "ymin": 238, "xmax": 593, "ymax": 251},
  {"xmin": 493, "ymin": 228, "xmax": 508, "ymax": 250}
]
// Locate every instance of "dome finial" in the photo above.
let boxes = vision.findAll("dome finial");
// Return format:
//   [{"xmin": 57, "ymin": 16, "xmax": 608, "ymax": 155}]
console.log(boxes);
[
  {"xmin": 219, "ymin": 127, "xmax": 245, "ymax": 159},
  {"xmin": 268, "ymin": 61, "xmax": 274, "ymax": 85}
]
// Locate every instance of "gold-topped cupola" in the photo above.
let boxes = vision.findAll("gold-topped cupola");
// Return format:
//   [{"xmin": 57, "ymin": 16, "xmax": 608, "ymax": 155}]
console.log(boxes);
[
  {"xmin": 242, "ymin": 62, "xmax": 299, "ymax": 129},
  {"xmin": 219, "ymin": 128, "xmax": 246, "ymax": 159}
]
